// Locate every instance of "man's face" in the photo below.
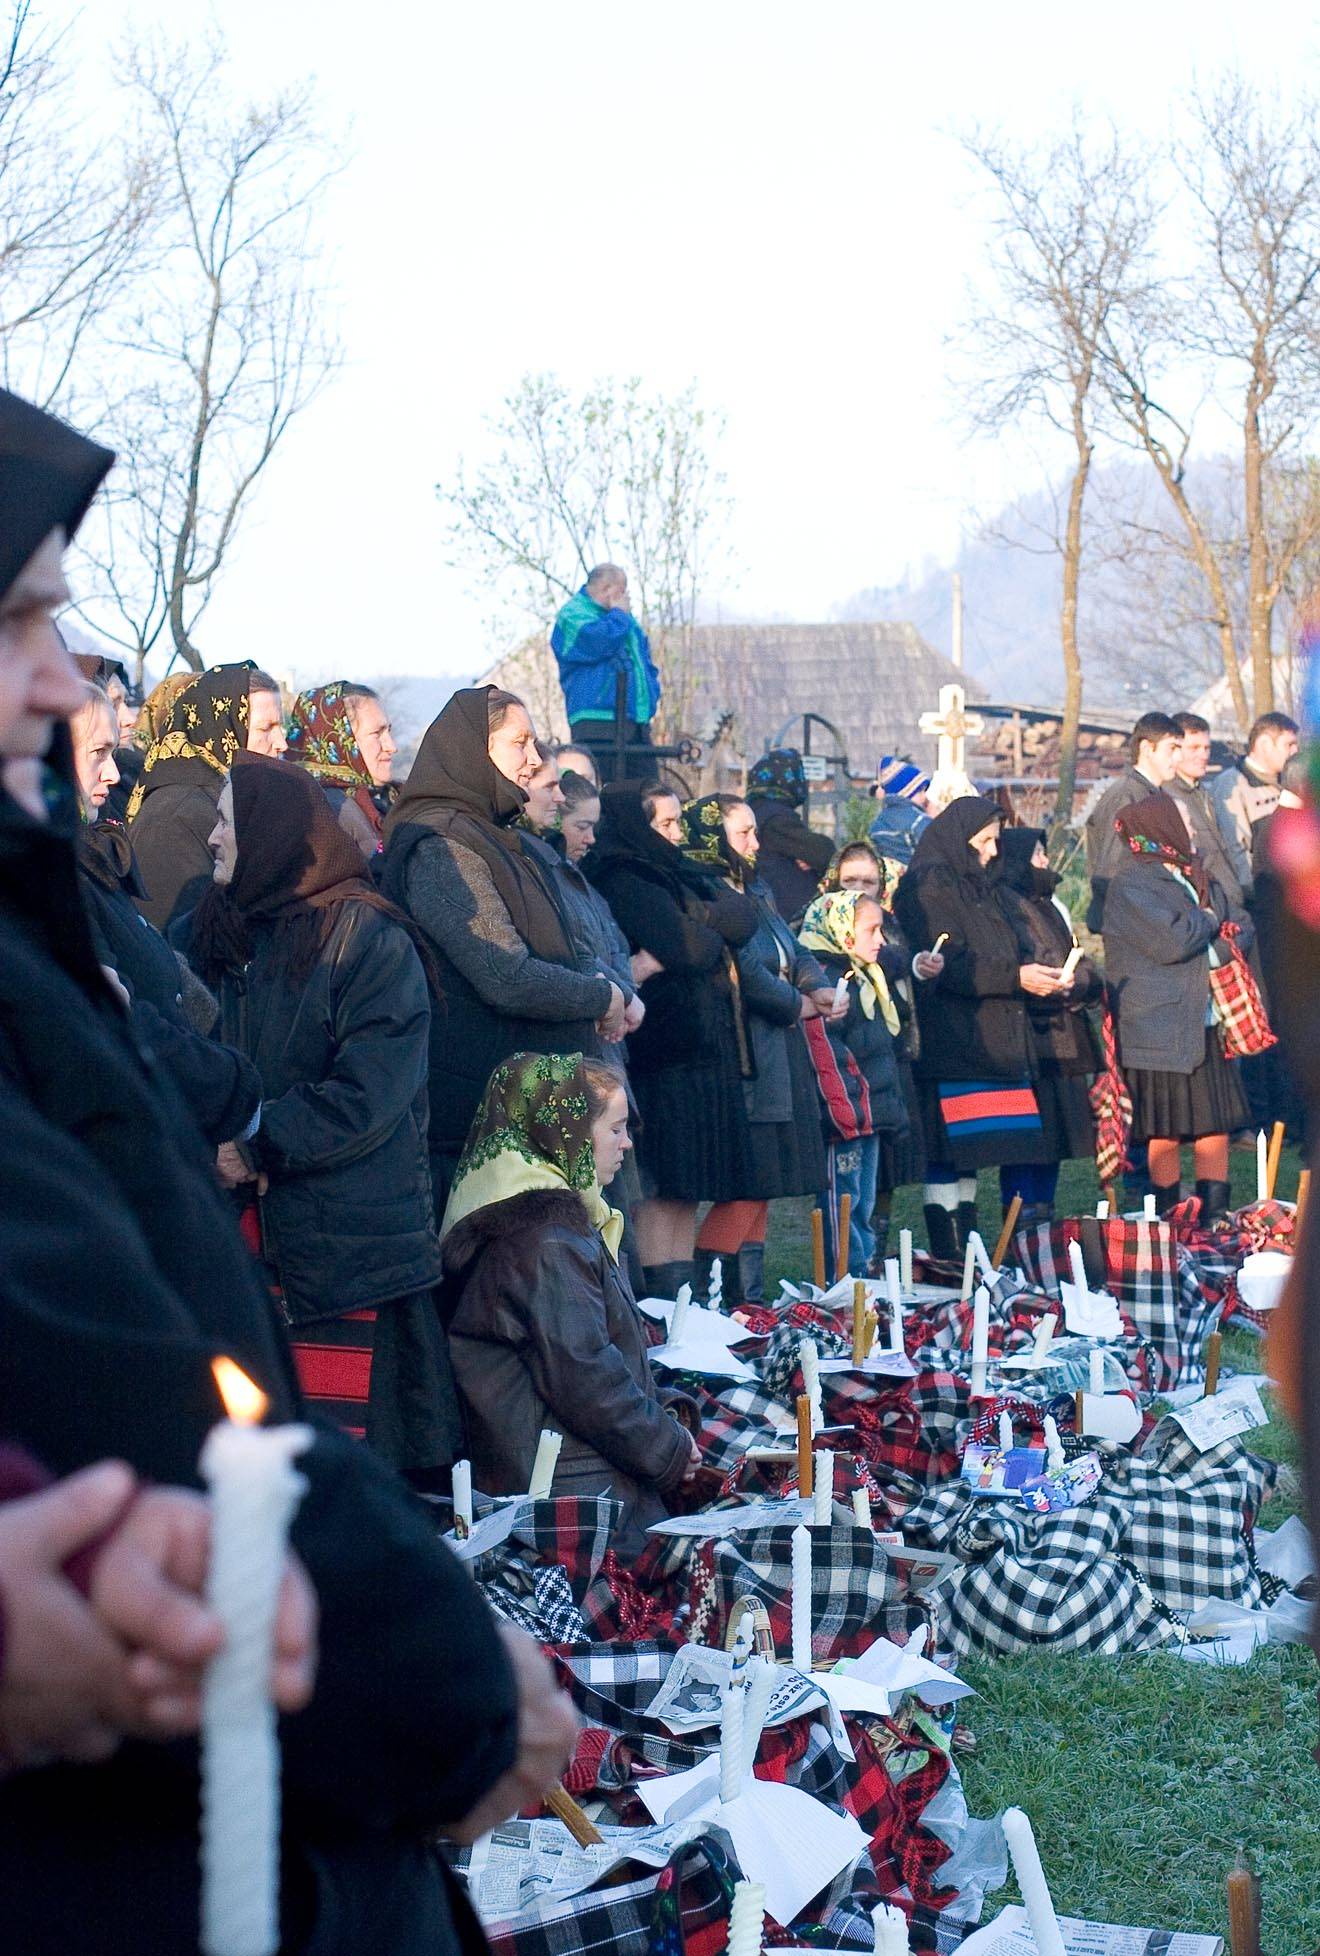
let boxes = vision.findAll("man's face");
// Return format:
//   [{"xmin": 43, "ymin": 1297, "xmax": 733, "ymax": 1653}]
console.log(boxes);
[
  {"xmin": 488, "ymin": 703, "xmax": 541, "ymax": 789},
  {"xmin": 0, "ymin": 529, "xmax": 82, "ymax": 763},
  {"xmin": 1255, "ymin": 726, "xmax": 1300, "ymax": 776},
  {"xmin": 350, "ymin": 698, "xmax": 397, "ymax": 784},
  {"xmin": 1178, "ymin": 730, "xmax": 1211, "ymax": 780},
  {"xmin": 1140, "ymin": 734, "xmax": 1182, "ymax": 785},
  {"xmin": 523, "ymin": 759, "xmax": 565, "ymax": 830},
  {"xmin": 246, "ymin": 689, "xmax": 287, "ymax": 757}
]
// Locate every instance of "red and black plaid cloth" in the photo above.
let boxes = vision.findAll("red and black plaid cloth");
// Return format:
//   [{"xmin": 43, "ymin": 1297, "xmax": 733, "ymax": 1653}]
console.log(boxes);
[{"xmin": 1208, "ymin": 921, "xmax": 1277, "ymax": 1057}]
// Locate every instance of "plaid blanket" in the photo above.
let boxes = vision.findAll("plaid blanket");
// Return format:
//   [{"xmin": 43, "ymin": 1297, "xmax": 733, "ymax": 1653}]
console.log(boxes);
[{"xmin": 1173, "ymin": 1198, "xmax": 1296, "ymax": 1335}]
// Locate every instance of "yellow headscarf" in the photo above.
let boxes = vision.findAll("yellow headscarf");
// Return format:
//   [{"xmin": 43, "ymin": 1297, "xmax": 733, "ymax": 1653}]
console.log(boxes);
[{"xmin": 798, "ymin": 889, "xmax": 900, "ymax": 1035}]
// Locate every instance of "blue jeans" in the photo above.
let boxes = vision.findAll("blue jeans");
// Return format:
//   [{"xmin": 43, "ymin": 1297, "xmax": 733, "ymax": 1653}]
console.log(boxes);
[{"xmin": 819, "ymin": 1135, "xmax": 880, "ymax": 1277}]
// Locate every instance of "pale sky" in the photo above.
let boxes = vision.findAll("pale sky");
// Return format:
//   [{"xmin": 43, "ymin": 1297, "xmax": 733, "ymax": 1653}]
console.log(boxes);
[{"xmin": 76, "ymin": 1, "xmax": 1318, "ymax": 690}]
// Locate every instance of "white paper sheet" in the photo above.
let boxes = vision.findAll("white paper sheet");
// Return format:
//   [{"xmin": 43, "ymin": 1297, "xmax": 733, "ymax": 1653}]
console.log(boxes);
[
  {"xmin": 1077, "ymin": 1392, "xmax": 1142, "ymax": 1445},
  {"xmin": 956, "ymin": 1903, "xmax": 1223, "ymax": 1955},
  {"xmin": 1169, "ymin": 1378, "xmax": 1267, "ymax": 1451},
  {"xmin": 648, "ymin": 1341, "xmax": 757, "ymax": 1379},
  {"xmin": 817, "ymin": 1352, "xmax": 918, "ymax": 1378},
  {"xmin": 443, "ymin": 1496, "xmax": 532, "ymax": 1562},
  {"xmin": 635, "ymin": 1297, "xmax": 760, "ymax": 1350},
  {"xmin": 1058, "ymin": 1282, "xmax": 1125, "ymax": 1339},
  {"xmin": 845, "ymin": 1635, "xmax": 975, "ymax": 1707},
  {"xmin": 646, "ymin": 1497, "xmax": 813, "ymax": 1539}
]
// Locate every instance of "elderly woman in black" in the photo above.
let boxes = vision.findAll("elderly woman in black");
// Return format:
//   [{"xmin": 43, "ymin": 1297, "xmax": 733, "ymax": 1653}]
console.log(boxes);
[
  {"xmin": 382, "ymin": 685, "xmax": 622, "ymax": 1207},
  {"xmin": 1102, "ymin": 794, "xmax": 1250, "ymax": 1218},
  {"xmin": 585, "ymin": 779, "xmax": 758, "ymax": 1296},
  {"xmin": 745, "ymin": 748, "xmax": 835, "ymax": 926},
  {"xmin": 991, "ymin": 827, "xmax": 1100, "ymax": 1224},
  {"xmin": 184, "ymin": 751, "xmax": 458, "ymax": 1478},
  {"xmin": 894, "ymin": 796, "xmax": 1074, "ymax": 1257}
]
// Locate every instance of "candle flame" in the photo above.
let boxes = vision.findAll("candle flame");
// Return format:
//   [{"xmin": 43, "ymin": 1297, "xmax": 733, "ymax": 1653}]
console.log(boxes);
[{"xmin": 212, "ymin": 1356, "xmax": 269, "ymax": 1425}]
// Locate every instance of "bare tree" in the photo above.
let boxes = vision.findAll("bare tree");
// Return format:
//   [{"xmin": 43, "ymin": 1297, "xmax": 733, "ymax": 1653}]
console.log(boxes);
[
  {"xmin": 0, "ymin": 2, "xmax": 154, "ymax": 411},
  {"xmin": 73, "ymin": 32, "xmax": 341, "ymax": 675},
  {"xmin": 437, "ymin": 372, "xmax": 729, "ymax": 738},
  {"xmin": 962, "ymin": 119, "xmax": 1157, "ymax": 829}
]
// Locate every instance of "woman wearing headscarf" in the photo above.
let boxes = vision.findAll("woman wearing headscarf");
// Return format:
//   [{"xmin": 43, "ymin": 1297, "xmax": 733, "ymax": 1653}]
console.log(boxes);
[
  {"xmin": 799, "ymin": 889, "xmax": 910, "ymax": 1274},
  {"xmin": 286, "ymin": 679, "xmax": 398, "ymax": 858},
  {"xmin": 126, "ymin": 661, "xmax": 286, "ymax": 930},
  {"xmin": 182, "ymin": 751, "xmax": 458, "ymax": 1477},
  {"xmin": 1102, "ymin": 794, "xmax": 1251, "ymax": 1217},
  {"xmin": 585, "ymin": 779, "xmax": 758, "ymax": 1296},
  {"xmin": 745, "ymin": 747, "xmax": 834, "ymax": 926},
  {"xmin": 441, "ymin": 1052, "xmax": 698, "ymax": 1550},
  {"xmin": 68, "ymin": 680, "xmax": 261, "ymax": 1147},
  {"xmin": 894, "ymin": 796, "xmax": 1072, "ymax": 1258},
  {"xmin": 382, "ymin": 685, "xmax": 620, "ymax": 1208},
  {"xmin": 992, "ymin": 827, "xmax": 1101, "ymax": 1224},
  {"xmin": 685, "ymin": 793, "xmax": 831, "ymax": 1302}
]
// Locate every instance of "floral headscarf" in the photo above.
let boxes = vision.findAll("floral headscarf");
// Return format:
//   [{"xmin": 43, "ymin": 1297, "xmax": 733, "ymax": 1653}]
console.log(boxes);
[
  {"xmin": 440, "ymin": 1051, "xmax": 624, "ymax": 1259},
  {"xmin": 286, "ymin": 680, "xmax": 393, "ymax": 850},
  {"xmin": 681, "ymin": 793, "xmax": 745, "ymax": 882},
  {"xmin": 125, "ymin": 662, "xmax": 258, "ymax": 821},
  {"xmin": 135, "ymin": 672, "xmax": 196, "ymax": 750},
  {"xmin": 799, "ymin": 889, "xmax": 900, "ymax": 1033},
  {"xmin": 747, "ymin": 748, "xmax": 807, "ymax": 809},
  {"xmin": 1115, "ymin": 794, "xmax": 1209, "ymax": 905}
]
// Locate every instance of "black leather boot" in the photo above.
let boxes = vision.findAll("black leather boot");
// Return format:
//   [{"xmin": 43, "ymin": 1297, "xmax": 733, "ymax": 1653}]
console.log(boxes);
[
  {"xmin": 738, "ymin": 1241, "xmax": 765, "ymax": 1304},
  {"xmin": 1153, "ymin": 1180, "xmax": 1182, "ymax": 1216},
  {"xmin": 957, "ymin": 1199, "xmax": 979, "ymax": 1249},
  {"xmin": 1195, "ymin": 1178, "xmax": 1232, "ymax": 1225},
  {"xmin": 923, "ymin": 1203, "xmax": 959, "ymax": 1262}
]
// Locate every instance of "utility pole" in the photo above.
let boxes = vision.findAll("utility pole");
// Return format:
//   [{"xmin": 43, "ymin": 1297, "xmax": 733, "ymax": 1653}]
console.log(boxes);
[{"xmin": 951, "ymin": 570, "xmax": 964, "ymax": 669}]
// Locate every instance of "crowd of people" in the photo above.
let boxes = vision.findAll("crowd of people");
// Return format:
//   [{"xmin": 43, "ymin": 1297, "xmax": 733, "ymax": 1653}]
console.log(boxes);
[{"xmin": 0, "ymin": 384, "xmax": 1310, "ymax": 1954}]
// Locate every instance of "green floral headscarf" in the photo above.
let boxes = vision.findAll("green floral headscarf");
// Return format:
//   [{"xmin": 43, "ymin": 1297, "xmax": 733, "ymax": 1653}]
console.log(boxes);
[
  {"xmin": 799, "ymin": 889, "xmax": 900, "ymax": 1033},
  {"xmin": 680, "ymin": 793, "xmax": 743, "ymax": 881},
  {"xmin": 440, "ymin": 1051, "xmax": 624, "ymax": 1258}
]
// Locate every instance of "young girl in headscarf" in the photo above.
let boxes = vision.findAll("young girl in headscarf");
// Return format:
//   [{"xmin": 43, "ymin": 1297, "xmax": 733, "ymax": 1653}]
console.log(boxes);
[
  {"xmin": 799, "ymin": 888, "xmax": 910, "ymax": 1275},
  {"xmin": 441, "ymin": 1051, "xmax": 699, "ymax": 1550},
  {"xmin": 1102, "ymin": 793, "xmax": 1252, "ymax": 1216}
]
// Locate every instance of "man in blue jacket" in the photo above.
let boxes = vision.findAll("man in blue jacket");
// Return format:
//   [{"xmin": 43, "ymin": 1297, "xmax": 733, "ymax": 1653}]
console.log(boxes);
[{"xmin": 551, "ymin": 563, "xmax": 662, "ymax": 782}]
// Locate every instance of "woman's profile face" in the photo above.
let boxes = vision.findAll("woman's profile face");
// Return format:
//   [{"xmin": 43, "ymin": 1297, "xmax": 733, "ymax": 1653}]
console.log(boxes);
[
  {"xmin": 74, "ymin": 702, "xmax": 120, "ymax": 821},
  {"xmin": 562, "ymin": 797, "xmax": 600, "ymax": 863},
  {"xmin": 207, "ymin": 778, "xmax": 238, "ymax": 885},
  {"xmin": 1030, "ymin": 840, "xmax": 1050, "ymax": 870},
  {"xmin": 721, "ymin": 802, "xmax": 758, "ymax": 862},
  {"xmin": 838, "ymin": 852, "xmax": 881, "ymax": 900},
  {"xmin": 851, "ymin": 898, "xmax": 885, "ymax": 964},
  {"xmin": 590, "ymin": 1086, "xmax": 631, "ymax": 1186},
  {"xmin": 648, "ymin": 793, "xmax": 683, "ymax": 845},
  {"xmin": 488, "ymin": 703, "xmax": 541, "ymax": 789},
  {"xmin": 968, "ymin": 821, "xmax": 1000, "ymax": 867}
]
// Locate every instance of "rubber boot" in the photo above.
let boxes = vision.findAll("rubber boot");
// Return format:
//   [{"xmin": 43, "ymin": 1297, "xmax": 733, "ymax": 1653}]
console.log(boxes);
[
  {"xmin": 1152, "ymin": 1180, "xmax": 1182, "ymax": 1216},
  {"xmin": 923, "ymin": 1203, "xmax": 960, "ymax": 1262},
  {"xmin": 692, "ymin": 1249, "xmax": 717, "ymax": 1304},
  {"xmin": 738, "ymin": 1240, "xmax": 766, "ymax": 1305},
  {"xmin": 641, "ymin": 1260, "xmax": 694, "ymax": 1301},
  {"xmin": 957, "ymin": 1199, "xmax": 979, "ymax": 1250},
  {"xmin": 1195, "ymin": 1178, "xmax": 1232, "ymax": 1225}
]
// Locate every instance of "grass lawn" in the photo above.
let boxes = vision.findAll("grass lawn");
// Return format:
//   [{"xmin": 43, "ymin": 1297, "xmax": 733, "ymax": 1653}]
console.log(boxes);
[{"xmin": 760, "ymin": 1148, "xmax": 1319, "ymax": 1954}]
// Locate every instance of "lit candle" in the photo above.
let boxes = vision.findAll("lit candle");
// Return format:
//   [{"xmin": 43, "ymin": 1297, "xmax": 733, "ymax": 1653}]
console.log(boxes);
[
  {"xmin": 1257, "ymin": 1129, "xmax": 1268, "ymax": 1204},
  {"xmin": 961, "ymin": 1236, "xmax": 977, "ymax": 1303},
  {"xmin": 670, "ymin": 1281, "xmax": 692, "ymax": 1344},
  {"xmin": 899, "ymin": 1227, "xmax": 914, "ymax": 1292},
  {"xmin": 728, "ymin": 1880, "xmax": 766, "ymax": 1956},
  {"xmin": 812, "ymin": 1449, "xmax": 834, "ymax": 1525},
  {"xmin": 831, "ymin": 970, "xmax": 850, "ymax": 1015},
  {"xmin": 795, "ymin": 1395, "xmax": 814, "ymax": 1498},
  {"xmin": 969, "ymin": 1282, "xmax": 990, "ymax": 1399},
  {"xmin": 872, "ymin": 1902, "xmax": 910, "ymax": 1956},
  {"xmin": 528, "ymin": 1428, "xmax": 562, "ymax": 1498},
  {"xmin": 852, "ymin": 1487, "xmax": 872, "ymax": 1528},
  {"xmin": 790, "ymin": 1524, "xmax": 812, "ymax": 1670},
  {"xmin": 708, "ymin": 1258, "xmax": 723, "ymax": 1310},
  {"xmin": 719, "ymin": 1674, "xmax": 745, "ymax": 1803},
  {"xmin": 1143, "ymin": 1191, "xmax": 1157, "ymax": 1221},
  {"xmin": 1089, "ymin": 1349, "xmax": 1105, "ymax": 1396},
  {"xmin": 998, "ymin": 1411, "xmax": 1013, "ymax": 1454},
  {"xmin": 1043, "ymin": 1414, "xmax": 1064, "ymax": 1473},
  {"xmin": 885, "ymin": 1257, "xmax": 905, "ymax": 1353},
  {"xmin": 1001, "ymin": 1807, "xmax": 1066, "ymax": 1956},
  {"xmin": 800, "ymin": 1336, "xmax": 823, "ymax": 1433},
  {"xmin": 200, "ymin": 1359, "xmax": 312, "ymax": 1956},
  {"xmin": 1032, "ymin": 1312, "xmax": 1058, "ymax": 1362},
  {"xmin": 451, "ymin": 1459, "xmax": 473, "ymax": 1541},
  {"xmin": 1067, "ymin": 1237, "xmax": 1089, "ymax": 1305}
]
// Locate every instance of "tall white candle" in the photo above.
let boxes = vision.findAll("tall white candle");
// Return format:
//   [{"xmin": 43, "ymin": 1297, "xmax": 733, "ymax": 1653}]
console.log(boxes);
[
  {"xmin": 885, "ymin": 1258, "xmax": 905, "ymax": 1352},
  {"xmin": 790, "ymin": 1524, "xmax": 812, "ymax": 1670},
  {"xmin": 1043, "ymin": 1414, "xmax": 1064, "ymax": 1472},
  {"xmin": 708, "ymin": 1257, "xmax": 723, "ymax": 1309},
  {"xmin": 1257, "ymin": 1129, "xmax": 1268, "ymax": 1204},
  {"xmin": 899, "ymin": 1228, "xmax": 914, "ymax": 1293},
  {"xmin": 871, "ymin": 1902, "xmax": 911, "ymax": 1956},
  {"xmin": 728, "ymin": 1880, "xmax": 766, "ymax": 1956},
  {"xmin": 970, "ymin": 1230, "xmax": 995, "ymax": 1285},
  {"xmin": 852, "ymin": 1486, "xmax": 872, "ymax": 1528},
  {"xmin": 812, "ymin": 1449, "xmax": 834, "ymax": 1525},
  {"xmin": 1067, "ymin": 1237, "xmax": 1089, "ymax": 1305},
  {"xmin": 1001, "ymin": 1808, "xmax": 1067, "ymax": 1956},
  {"xmin": 451, "ymin": 1459, "xmax": 473, "ymax": 1540},
  {"xmin": 1032, "ymin": 1312, "xmax": 1058, "ymax": 1362},
  {"xmin": 741, "ymin": 1656, "xmax": 776, "ymax": 1779},
  {"xmin": 528, "ymin": 1428, "xmax": 562, "ymax": 1498},
  {"xmin": 200, "ymin": 1360, "xmax": 311, "ymax": 1956},
  {"xmin": 998, "ymin": 1411, "xmax": 1013, "ymax": 1454},
  {"xmin": 1089, "ymin": 1349, "xmax": 1105, "ymax": 1396},
  {"xmin": 719, "ymin": 1674, "xmax": 745, "ymax": 1803},
  {"xmin": 799, "ymin": 1336, "xmax": 823, "ymax": 1433},
  {"xmin": 1143, "ymin": 1191, "xmax": 1157, "ymax": 1221},
  {"xmin": 670, "ymin": 1281, "xmax": 692, "ymax": 1344},
  {"xmin": 969, "ymin": 1283, "xmax": 990, "ymax": 1398},
  {"xmin": 960, "ymin": 1236, "xmax": 977, "ymax": 1302},
  {"xmin": 831, "ymin": 970, "xmax": 850, "ymax": 1015}
]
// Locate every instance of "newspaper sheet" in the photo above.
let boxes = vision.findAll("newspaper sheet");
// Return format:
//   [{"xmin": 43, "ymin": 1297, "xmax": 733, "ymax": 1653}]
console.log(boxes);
[
  {"xmin": 643, "ymin": 1641, "xmax": 823, "ymax": 1732},
  {"xmin": 461, "ymin": 1818, "xmax": 698, "ymax": 1924},
  {"xmin": 956, "ymin": 1904, "xmax": 1223, "ymax": 1956}
]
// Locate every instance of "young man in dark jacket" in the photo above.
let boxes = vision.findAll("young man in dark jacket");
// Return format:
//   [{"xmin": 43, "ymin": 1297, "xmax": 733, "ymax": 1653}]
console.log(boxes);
[{"xmin": 1083, "ymin": 710, "xmax": 1183, "ymax": 928}]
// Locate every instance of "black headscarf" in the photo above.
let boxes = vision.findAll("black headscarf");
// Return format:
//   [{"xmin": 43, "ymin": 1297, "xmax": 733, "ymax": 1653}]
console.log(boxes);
[
  {"xmin": 125, "ymin": 662, "xmax": 259, "ymax": 820},
  {"xmin": 585, "ymin": 780, "xmax": 717, "ymax": 899},
  {"xmin": 905, "ymin": 795, "xmax": 1002, "ymax": 894},
  {"xmin": 747, "ymin": 748, "xmax": 807, "ymax": 809},
  {"xmin": 995, "ymin": 826, "xmax": 1058, "ymax": 900},
  {"xmin": 381, "ymin": 686, "xmax": 574, "ymax": 964},
  {"xmin": 0, "ymin": 389, "xmax": 114, "ymax": 603}
]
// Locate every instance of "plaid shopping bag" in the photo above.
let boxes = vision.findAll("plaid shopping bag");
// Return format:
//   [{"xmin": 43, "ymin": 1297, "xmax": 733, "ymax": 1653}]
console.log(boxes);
[
  {"xmin": 1208, "ymin": 922, "xmax": 1277, "ymax": 1056},
  {"xmin": 1089, "ymin": 1002, "xmax": 1132, "ymax": 1182}
]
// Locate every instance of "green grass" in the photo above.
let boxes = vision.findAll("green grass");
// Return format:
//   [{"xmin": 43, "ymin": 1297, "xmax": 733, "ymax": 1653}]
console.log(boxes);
[{"xmin": 760, "ymin": 1150, "xmax": 1319, "ymax": 1953}]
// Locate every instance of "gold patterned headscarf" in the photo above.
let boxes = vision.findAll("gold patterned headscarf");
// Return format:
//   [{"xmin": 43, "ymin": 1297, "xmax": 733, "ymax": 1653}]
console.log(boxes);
[
  {"xmin": 126, "ymin": 662, "xmax": 257, "ymax": 821},
  {"xmin": 135, "ymin": 672, "xmax": 195, "ymax": 750}
]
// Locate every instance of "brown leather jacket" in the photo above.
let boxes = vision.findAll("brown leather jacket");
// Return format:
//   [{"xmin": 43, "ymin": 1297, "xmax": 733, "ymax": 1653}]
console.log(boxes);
[{"xmin": 441, "ymin": 1187, "xmax": 693, "ymax": 1548}]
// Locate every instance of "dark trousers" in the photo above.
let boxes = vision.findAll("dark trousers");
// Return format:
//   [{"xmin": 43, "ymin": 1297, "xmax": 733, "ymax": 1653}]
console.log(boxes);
[{"xmin": 570, "ymin": 717, "xmax": 654, "ymax": 786}]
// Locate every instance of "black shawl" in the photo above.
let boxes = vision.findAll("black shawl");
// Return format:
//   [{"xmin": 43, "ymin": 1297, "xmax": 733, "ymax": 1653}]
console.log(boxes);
[{"xmin": 0, "ymin": 388, "xmax": 113, "ymax": 598}]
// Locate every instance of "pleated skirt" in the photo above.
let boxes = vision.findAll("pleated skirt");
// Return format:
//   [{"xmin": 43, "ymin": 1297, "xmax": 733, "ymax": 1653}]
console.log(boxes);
[{"xmin": 1127, "ymin": 1030, "xmax": 1248, "ymax": 1143}]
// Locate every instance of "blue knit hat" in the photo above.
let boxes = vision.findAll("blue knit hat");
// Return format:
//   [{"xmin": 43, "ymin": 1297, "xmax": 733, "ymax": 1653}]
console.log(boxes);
[{"xmin": 872, "ymin": 756, "xmax": 931, "ymax": 801}]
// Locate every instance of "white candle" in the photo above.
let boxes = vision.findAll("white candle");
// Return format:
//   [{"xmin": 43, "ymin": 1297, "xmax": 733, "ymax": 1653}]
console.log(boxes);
[
  {"xmin": 1060, "ymin": 942, "xmax": 1083, "ymax": 983},
  {"xmin": 708, "ymin": 1257, "xmax": 723, "ymax": 1309},
  {"xmin": 528, "ymin": 1428, "xmax": 562, "ymax": 1498},
  {"xmin": 1095, "ymin": 1199, "xmax": 1110, "ymax": 1220},
  {"xmin": 998, "ymin": 1411, "xmax": 1013, "ymax": 1454},
  {"xmin": 831, "ymin": 971, "xmax": 850, "ymax": 1014},
  {"xmin": 790, "ymin": 1524, "xmax": 812, "ymax": 1670},
  {"xmin": 960, "ymin": 1235, "xmax": 976, "ymax": 1302},
  {"xmin": 899, "ymin": 1227, "xmax": 914, "ymax": 1292},
  {"xmin": 871, "ymin": 1902, "xmax": 911, "ymax": 1956},
  {"xmin": 969, "ymin": 1282, "xmax": 990, "ymax": 1398},
  {"xmin": 1143, "ymin": 1191, "xmax": 1157, "ymax": 1221},
  {"xmin": 451, "ymin": 1459, "xmax": 473, "ymax": 1540},
  {"xmin": 1257, "ymin": 1129, "xmax": 1268, "ymax": 1204},
  {"xmin": 852, "ymin": 1487, "xmax": 872, "ymax": 1528},
  {"xmin": 670, "ymin": 1281, "xmax": 692, "ymax": 1344},
  {"xmin": 1089, "ymin": 1349, "xmax": 1105, "ymax": 1396},
  {"xmin": 885, "ymin": 1257, "xmax": 905, "ymax": 1352},
  {"xmin": 1043, "ymin": 1414, "xmax": 1064, "ymax": 1472},
  {"xmin": 1067, "ymin": 1237, "xmax": 1088, "ymax": 1305},
  {"xmin": 970, "ymin": 1230, "xmax": 995, "ymax": 1285},
  {"xmin": 728, "ymin": 1880, "xmax": 766, "ymax": 1956},
  {"xmin": 908, "ymin": 1622, "xmax": 928, "ymax": 1658},
  {"xmin": 719, "ymin": 1674, "xmax": 745, "ymax": 1803},
  {"xmin": 812, "ymin": 1449, "xmax": 834, "ymax": 1525},
  {"xmin": 741, "ymin": 1656, "xmax": 776, "ymax": 1779},
  {"xmin": 799, "ymin": 1336, "xmax": 823, "ymax": 1433},
  {"xmin": 200, "ymin": 1359, "xmax": 312, "ymax": 1956},
  {"xmin": 1001, "ymin": 1807, "xmax": 1067, "ymax": 1956},
  {"xmin": 1032, "ymin": 1312, "xmax": 1058, "ymax": 1362}
]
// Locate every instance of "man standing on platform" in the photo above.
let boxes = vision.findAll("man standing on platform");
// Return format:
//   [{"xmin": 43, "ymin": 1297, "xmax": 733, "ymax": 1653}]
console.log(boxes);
[
  {"xmin": 551, "ymin": 563, "xmax": 661, "ymax": 784},
  {"xmin": 1083, "ymin": 710, "xmax": 1183, "ymax": 928}
]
